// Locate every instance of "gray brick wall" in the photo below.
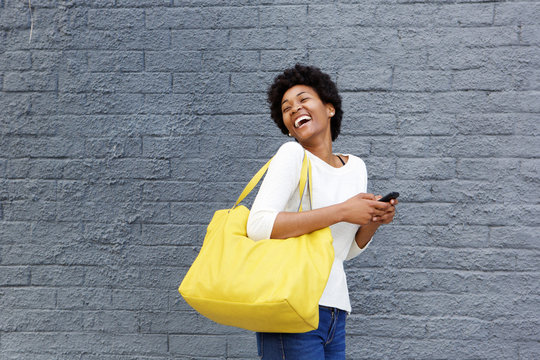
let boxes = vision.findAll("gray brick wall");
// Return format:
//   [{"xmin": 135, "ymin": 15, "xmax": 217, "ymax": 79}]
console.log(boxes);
[{"xmin": 1, "ymin": 0, "xmax": 538, "ymax": 359}]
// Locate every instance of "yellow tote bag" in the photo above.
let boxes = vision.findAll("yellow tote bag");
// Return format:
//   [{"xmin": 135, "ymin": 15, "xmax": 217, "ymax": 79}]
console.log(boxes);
[{"xmin": 178, "ymin": 152, "xmax": 334, "ymax": 333}]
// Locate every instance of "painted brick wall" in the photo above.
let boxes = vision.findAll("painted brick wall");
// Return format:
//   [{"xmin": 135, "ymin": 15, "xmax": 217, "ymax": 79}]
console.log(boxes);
[{"xmin": 1, "ymin": 1, "xmax": 539, "ymax": 359}]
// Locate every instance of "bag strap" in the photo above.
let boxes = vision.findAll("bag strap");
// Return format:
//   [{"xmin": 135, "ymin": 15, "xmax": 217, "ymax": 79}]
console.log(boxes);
[
  {"xmin": 297, "ymin": 153, "xmax": 312, "ymax": 212},
  {"xmin": 233, "ymin": 152, "xmax": 312, "ymax": 211}
]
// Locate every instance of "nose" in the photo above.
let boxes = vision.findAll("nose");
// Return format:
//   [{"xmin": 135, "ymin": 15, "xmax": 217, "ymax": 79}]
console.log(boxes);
[{"xmin": 292, "ymin": 102, "xmax": 302, "ymax": 114}]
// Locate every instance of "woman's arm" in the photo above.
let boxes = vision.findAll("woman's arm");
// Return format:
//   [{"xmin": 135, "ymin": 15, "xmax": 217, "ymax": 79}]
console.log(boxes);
[
  {"xmin": 270, "ymin": 193, "xmax": 391, "ymax": 239},
  {"xmin": 354, "ymin": 222, "xmax": 381, "ymax": 249},
  {"xmin": 247, "ymin": 142, "xmax": 304, "ymax": 240},
  {"xmin": 248, "ymin": 142, "xmax": 395, "ymax": 241}
]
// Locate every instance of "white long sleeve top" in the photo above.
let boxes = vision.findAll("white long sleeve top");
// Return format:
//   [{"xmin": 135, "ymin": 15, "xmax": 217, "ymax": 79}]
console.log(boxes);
[{"xmin": 246, "ymin": 141, "xmax": 371, "ymax": 313}]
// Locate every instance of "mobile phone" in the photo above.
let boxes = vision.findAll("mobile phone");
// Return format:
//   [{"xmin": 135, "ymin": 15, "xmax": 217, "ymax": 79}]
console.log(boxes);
[{"xmin": 378, "ymin": 192, "xmax": 399, "ymax": 202}]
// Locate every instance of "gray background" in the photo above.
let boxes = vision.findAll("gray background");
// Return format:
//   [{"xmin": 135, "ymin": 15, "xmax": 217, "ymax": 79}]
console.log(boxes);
[{"xmin": 1, "ymin": 0, "xmax": 539, "ymax": 359}]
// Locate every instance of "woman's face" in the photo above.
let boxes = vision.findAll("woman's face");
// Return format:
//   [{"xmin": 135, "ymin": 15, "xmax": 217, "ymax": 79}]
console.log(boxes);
[{"xmin": 281, "ymin": 85, "xmax": 335, "ymax": 143}]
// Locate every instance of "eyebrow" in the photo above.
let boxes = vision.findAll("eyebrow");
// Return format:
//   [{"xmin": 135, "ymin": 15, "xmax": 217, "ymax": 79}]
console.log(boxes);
[{"xmin": 282, "ymin": 91, "xmax": 309, "ymax": 106}]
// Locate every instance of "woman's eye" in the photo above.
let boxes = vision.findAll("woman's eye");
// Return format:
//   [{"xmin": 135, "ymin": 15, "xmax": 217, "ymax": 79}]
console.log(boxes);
[
  {"xmin": 301, "ymin": 98, "xmax": 309, "ymax": 102},
  {"xmin": 282, "ymin": 107, "xmax": 290, "ymax": 113}
]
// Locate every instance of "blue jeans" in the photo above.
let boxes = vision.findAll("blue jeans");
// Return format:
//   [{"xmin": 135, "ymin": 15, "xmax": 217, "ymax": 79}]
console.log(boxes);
[{"xmin": 256, "ymin": 306, "xmax": 347, "ymax": 360}]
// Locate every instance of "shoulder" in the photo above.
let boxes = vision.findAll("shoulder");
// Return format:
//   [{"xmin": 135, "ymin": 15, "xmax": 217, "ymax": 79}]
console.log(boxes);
[
  {"xmin": 347, "ymin": 154, "xmax": 366, "ymax": 167},
  {"xmin": 346, "ymin": 154, "xmax": 368, "ymax": 175},
  {"xmin": 267, "ymin": 141, "xmax": 304, "ymax": 175},
  {"xmin": 276, "ymin": 141, "xmax": 304, "ymax": 156},
  {"xmin": 273, "ymin": 141, "xmax": 304, "ymax": 163}
]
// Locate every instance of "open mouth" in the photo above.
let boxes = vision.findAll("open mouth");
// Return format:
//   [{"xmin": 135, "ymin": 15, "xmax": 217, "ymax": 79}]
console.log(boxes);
[{"xmin": 294, "ymin": 115, "xmax": 311, "ymax": 128}]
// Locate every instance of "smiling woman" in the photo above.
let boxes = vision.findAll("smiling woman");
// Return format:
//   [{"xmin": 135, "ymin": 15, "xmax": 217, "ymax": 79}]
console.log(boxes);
[
  {"xmin": 281, "ymin": 85, "xmax": 335, "ymax": 144},
  {"xmin": 246, "ymin": 64, "xmax": 399, "ymax": 359},
  {"xmin": 268, "ymin": 65, "xmax": 343, "ymax": 142}
]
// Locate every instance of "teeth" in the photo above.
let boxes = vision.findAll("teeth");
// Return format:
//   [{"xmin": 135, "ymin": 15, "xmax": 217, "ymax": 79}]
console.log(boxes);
[{"xmin": 295, "ymin": 115, "xmax": 311, "ymax": 128}]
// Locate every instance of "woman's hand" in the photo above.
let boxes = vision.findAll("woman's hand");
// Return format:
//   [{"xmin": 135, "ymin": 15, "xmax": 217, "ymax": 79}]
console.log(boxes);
[
  {"xmin": 340, "ymin": 193, "xmax": 391, "ymax": 225},
  {"xmin": 353, "ymin": 196, "xmax": 398, "ymax": 249},
  {"xmin": 372, "ymin": 196, "xmax": 398, "ymax": 224}
]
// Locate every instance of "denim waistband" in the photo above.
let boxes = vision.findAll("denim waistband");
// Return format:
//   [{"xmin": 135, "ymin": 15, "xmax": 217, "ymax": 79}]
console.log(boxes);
[{"xmin": 319, "ymin": 305, "xmax": 344, "ymax": 312}]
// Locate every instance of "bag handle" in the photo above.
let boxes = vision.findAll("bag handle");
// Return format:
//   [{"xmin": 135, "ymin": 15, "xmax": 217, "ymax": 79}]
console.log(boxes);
[
  {"xmin": 233, "ymin": 152, "xmax": 312, "ymax": 211},
  {"xmin": 297, "ymin": 153, "xmax": 312, "ymax": 212}
]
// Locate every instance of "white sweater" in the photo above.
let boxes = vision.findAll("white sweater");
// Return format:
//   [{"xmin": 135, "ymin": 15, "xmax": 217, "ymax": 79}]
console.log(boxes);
[{"xmin": 247, "ymin": 141, "xmax": 371, "ymax": 313}]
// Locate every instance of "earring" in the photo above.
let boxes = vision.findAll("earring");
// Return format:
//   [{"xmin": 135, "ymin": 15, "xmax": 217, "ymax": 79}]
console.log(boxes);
[{"xmin": 288, "ymin": 133, "xmax": 292, "ymax": 137}]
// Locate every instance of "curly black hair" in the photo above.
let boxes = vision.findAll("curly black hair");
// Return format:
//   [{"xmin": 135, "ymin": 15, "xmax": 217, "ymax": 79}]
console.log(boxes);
[{"xmin": 267, "ymin": 64, "xmax": 343, "ymax": 141}]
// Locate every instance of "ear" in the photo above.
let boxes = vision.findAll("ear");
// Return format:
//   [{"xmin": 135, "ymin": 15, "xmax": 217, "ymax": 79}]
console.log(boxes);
[{"xmin": 326, "ymin": 104, "xmax": 335, "ymax": 117}]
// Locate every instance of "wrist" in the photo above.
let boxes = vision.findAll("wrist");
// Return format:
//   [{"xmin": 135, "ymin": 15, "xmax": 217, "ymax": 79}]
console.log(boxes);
[
  {"xmin": 358, "ymin": 222, "xmax": 380, "ymax": 237},
  {"xmin": 334, "ymin": 202, "xmax": 347, "ymax": 223}
]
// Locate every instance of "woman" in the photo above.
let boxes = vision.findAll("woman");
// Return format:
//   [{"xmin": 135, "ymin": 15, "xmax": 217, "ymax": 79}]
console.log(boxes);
[{"xmin": 246, "ymin": 64, "xmax": 398, "ymax": 360}]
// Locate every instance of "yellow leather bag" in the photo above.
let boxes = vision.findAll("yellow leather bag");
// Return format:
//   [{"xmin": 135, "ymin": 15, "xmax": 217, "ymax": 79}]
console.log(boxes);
[{"xmin": 178, "ymin": 152, "xmax": 334, "ymax": 333}]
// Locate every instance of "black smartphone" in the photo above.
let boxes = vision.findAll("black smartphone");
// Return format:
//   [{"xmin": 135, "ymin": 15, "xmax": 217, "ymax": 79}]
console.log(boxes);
[{"xmin": 378, "ymin": 192, "xmax": 399, "ymax": 202}]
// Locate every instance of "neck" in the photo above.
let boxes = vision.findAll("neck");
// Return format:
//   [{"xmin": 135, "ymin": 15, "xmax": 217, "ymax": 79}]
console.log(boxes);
[{"xmin": 301, "ymin": 137, "xmax": 334, "ymax": 166}]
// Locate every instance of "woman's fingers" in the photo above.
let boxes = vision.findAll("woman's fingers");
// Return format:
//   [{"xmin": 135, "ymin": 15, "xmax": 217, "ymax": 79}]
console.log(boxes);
[
  {"xmin": 371, "ymin": 200, "xmax": 390, "ymax": 213},
  {"xmin": 369, "ymin": 200, "xmax": 389, "ymax": 221},
  {"xmin": 371, "ymin": 199, "xmax": 399, "ymax": 223},
  {"xmin": 376, "ymin": 204, "xmax": 397, "ymax": 223},
  {"xmin": 373, "ymin": 200, "xmax": 389, "ymax": 208}
]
